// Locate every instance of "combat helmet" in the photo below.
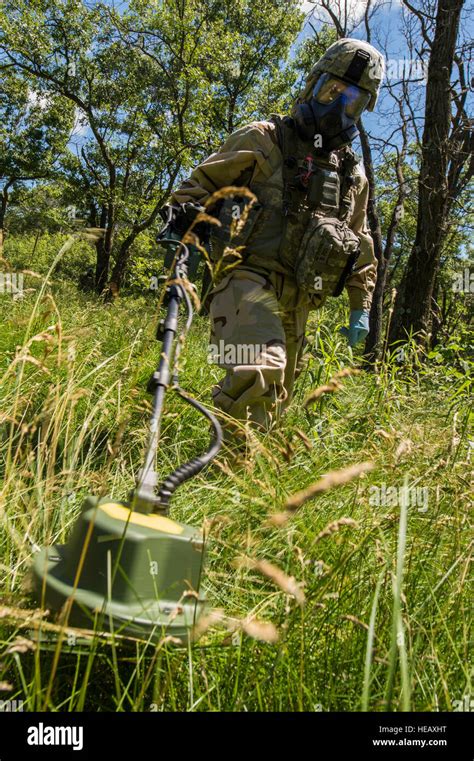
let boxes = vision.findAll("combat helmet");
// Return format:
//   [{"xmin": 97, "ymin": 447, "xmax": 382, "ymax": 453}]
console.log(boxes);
[{"xmin": 297, "ymin": 38, "xmax": 385, "ymax": 112}]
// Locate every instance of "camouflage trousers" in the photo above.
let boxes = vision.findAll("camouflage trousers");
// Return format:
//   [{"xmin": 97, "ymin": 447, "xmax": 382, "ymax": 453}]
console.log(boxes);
[{"xmin": 209, "ymin": 267, "xmax": 313, "ymax": 431}]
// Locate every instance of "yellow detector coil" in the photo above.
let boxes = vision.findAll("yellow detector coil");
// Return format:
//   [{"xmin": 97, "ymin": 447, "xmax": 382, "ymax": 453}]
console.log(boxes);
[{"xmin": 99, "ymin": 502, "xmax": 184, "ymax": 535}]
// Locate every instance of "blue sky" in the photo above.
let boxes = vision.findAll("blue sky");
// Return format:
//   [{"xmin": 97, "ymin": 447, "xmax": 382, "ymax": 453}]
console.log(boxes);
[
  {"xmin": 66, "ymin": 0, "xmax": 473, "ymax": 169},
  {"xmin": 298, "ymin": 0, "xmax": 473, "ymax": 161}
]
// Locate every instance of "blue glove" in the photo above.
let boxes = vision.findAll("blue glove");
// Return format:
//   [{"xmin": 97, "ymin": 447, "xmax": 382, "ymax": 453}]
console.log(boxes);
[{"xmin": 340, "ymin": 309, "xmax": 370, "ymax": 347}]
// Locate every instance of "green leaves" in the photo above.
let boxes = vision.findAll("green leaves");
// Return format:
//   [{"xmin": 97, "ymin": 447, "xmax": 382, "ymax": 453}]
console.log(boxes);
[
  {"xmin": 0, "ymin": 71, "xmax": 74, "ymax": 182},
  {"xmin": 1, "ymin": 0, "xmax": 307, "ymax": 287}
]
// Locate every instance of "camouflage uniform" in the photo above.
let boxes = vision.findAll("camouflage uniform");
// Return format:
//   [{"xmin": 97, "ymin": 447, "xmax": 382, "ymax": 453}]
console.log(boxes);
[
  {"xmin": 208, "ymin": 267, "xmax": 311, "ymax": 428},
  {"xmin": 169, "ymin": 41, "xmax": 383, "ymax": 431}
]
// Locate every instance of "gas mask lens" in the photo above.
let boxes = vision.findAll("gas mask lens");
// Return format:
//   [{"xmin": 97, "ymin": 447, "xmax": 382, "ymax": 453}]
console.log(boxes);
[{"xmin": 313, "ymin": 74, "xmax": 371, "ymax": 119}]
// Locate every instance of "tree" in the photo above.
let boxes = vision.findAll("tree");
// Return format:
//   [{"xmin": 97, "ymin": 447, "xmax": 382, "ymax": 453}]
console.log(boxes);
[
  {"xmin": 0, "ymin": 68, "xmax": 73, "ymax": 257},
  {"xmin": 389, "ymin": 0, "xmax": 470, "ymax": 344},
  {"xmin": 1, "ymin": 0, "xmax": 305, "ymax": 294},
  {"xmin": 107, "ymin": 0, "xmax": 304, "ymax": 290},
  {"xmin": 0, "ymin": 1, "xmax": 176, "ymax": 290}
]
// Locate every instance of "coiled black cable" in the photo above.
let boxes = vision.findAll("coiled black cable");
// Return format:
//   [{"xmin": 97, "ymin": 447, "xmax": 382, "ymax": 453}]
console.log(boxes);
[{"xmin": 157, "ymin": 390, "xmax": 223, "ymax": 506}]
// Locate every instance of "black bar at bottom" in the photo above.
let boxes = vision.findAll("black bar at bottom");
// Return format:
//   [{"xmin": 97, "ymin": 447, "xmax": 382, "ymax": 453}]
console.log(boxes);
[{"xmin": 0, "ymin": 711, "xmax": 470, "ymax": 759}]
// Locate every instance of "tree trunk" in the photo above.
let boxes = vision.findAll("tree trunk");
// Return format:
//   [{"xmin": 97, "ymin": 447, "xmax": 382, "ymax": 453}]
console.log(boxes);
[
  {"xmin": 357, "ymin": 119, "xmax": 385, "ymax": 362},
  {"xmin": 430, "ymin": 275, "xmax": 442, "ymax": 346},
  {"xmin": 0, "ymin": 182, "xmax": 12, "ymax": 261},
  {"xmin": 107, "ymin": 230, "xmax": 137, "ymax": 298},
  {"xmin": 106, "ymin": 198, "xmax": 165, "ymax": 298},
  {"xmin": 89, "ymin": 201, "xmax": 98, "ymax": 228},
  {"xmin": 94, "ymin": 205, "xmax": 113, "ymax": 293},
  {"xmin": 389, "ymin": 0, "xmax": 464, "ymax": 345}
]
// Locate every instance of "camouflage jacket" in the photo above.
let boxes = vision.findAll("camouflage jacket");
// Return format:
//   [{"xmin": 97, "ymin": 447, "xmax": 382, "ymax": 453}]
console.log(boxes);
[{"xmin": 170, "ymin": 119, "xmax": 377, "ymax": 311}]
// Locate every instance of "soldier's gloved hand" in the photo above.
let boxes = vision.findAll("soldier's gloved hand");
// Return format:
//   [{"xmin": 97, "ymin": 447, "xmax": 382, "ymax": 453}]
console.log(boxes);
[
  {"xmin": 158, "ymin": 203, "xmax": 209, "ymax": 243},
  {"xmin": 158, "ymin": 207, "xmax": 204, "ymax": 281},
  {"xmin": 340, "ymin": 309, "xmax": 370, "ymax": 347}
]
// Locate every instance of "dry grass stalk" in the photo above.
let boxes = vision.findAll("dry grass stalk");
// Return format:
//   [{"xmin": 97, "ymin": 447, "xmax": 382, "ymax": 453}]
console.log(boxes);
[
  {"xmin": 204, "ymin": 185, "xmax": 256, "ymax": 206},
  {"xmin": 304, "ymin": 368, "xmax": 361, "ymax": 408},
  {"xmin": 0, "ymin": 605, "xmax": 150, "ymax": 645},
  {"xmin": 20, "ymin": 269, "xmax": 44, "ymax": 279},
  {"xmin": 190, "ymin": 212, "xmax": 222, "ymax": 229},
  {"xmin": 241, "ymin": 618, "xmax": 279, "ymax": 644},
  {"xmin": 0, "ymin": 605, "xmax": 47, "ymax": 623},
  {"xmin": 343, "ymin": 614, "xmax": 371, "ymax": 633},
  {"xmin": 293, "ymin": 428, "xmax": 313, "ymax": 450},
  {"xmin": 198, "ymin": 185, "xmax": 258, "ymax": 284},
  {"xmin": 192, "ymin": 608, "xmax": 279, "ymax": 644},
  {"xmin": 191, "ymin": 609, "xmax": 226, "ymax": 640},
  {"xmin": 203, "ymin": 514, "xmax": 233, "ymax": 533},
  {"xmin": 166, "ymin": 277, "xmax": 201, "ymax": 311},
  {"xmin": 76, "ymin": 227, "xmax": 106, "ymax": 244},
  {"xmin": 5, "ymin": 637, "xmax": 37, "ymax": 654},
  {"xmin": 304, "ymin": 382, "xmax": 342, "ymax": 406},
  {"xmin": 394, "ymin": 439, "xmax": 413, "ymax": 462},
  {"xmin": 331, "ymin": 368, "xmax": 362, "ymax": 380},
  {"xmin": 274, "ymin": 440, "xmax": 294, "ymax": 462},
  {"xmin": 374, "ymin": 428, "xmax": 393, "ymax": 440},
  {"xmin": 266, "ymin": 512, "xmax": 291, "ymax": 527},
  {"xmin": 236, "ymin": 556, "xmax": 305, "ymax": 606},
  {"xmin": 282, "ymin": 461, "xmax": 374, "ymax": 512},
  {"xmin": 314, "ymin": 517, "xmax": 358, "ymax": 544}
]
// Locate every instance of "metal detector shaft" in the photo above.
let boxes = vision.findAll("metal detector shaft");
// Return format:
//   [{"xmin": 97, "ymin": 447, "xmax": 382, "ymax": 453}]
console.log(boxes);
[
  {"xmin": 132, "ymin": 276, "xmax": 184, "ymax": 513},
  {"xmin": 131, "ymin": 238, "xmax": 223, "ymax": 515}
]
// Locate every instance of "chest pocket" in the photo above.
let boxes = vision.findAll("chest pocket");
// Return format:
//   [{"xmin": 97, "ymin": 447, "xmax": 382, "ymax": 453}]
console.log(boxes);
[{"xmin": 306, "ymin": 167, "xmax": 340, "ymax": 211}]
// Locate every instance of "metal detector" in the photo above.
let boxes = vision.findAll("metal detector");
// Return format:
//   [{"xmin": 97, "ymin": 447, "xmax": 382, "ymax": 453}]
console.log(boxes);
[{"xmin": 31, "ymin": 239, "xmax": 222, "ymax": 644}]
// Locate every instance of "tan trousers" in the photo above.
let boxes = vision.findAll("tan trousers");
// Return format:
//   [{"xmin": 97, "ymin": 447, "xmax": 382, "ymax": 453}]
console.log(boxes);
[{"xmin": 209, "ymin": 267, "xmax": 312, "ymax": 431}]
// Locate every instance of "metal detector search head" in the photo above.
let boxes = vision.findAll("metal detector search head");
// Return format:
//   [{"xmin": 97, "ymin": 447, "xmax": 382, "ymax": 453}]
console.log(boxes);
[
  {"xmin": 32, "ymin": 497, "xmax": 206, "ymax": 643},
  {"xmin": 31, "ymin": 239, "xmax": 222, "ymax": 645}
]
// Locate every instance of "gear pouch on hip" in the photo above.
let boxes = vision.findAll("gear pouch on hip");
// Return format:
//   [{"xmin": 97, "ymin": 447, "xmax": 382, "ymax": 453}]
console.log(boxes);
[{"xmin": 295, "ymin": 216, "xmax": 360, "ymax": 298}]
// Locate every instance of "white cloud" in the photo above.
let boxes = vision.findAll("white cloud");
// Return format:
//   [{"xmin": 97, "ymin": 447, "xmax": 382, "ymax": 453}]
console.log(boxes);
[
  {"xmin": 301, "ymin": 0, "xmax": 401, "ymax": 24},
  {"xmin": 27, "ymin": 89, "xmax": 49, "ymax": 110}
]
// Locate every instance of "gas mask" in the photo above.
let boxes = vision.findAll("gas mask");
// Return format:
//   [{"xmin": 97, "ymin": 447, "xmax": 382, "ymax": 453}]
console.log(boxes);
[{"xmin": 294, "ymin": 72, "xmax": 371, "ymax": 150}]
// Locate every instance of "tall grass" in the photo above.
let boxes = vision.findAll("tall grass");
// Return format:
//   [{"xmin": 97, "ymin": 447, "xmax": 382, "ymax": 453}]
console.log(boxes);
[{"xmin": 0, "ymin": 246, "xmax": 472, "ymax": 712}]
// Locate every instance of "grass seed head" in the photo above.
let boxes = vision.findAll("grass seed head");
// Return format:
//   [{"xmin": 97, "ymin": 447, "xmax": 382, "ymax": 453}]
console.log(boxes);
[
  {"xmin": 236, "ymin": 556, "xmax": 306, "ymax": 606},
  {"xmin": 241, "ymin": 618, "xmax": 279, "ymax": 644},
  {"xmin": 282, "ymin": 462, "xmax": 375, "ymax": 512},
  {"xmin": 314, "ymin": 517, "xmax": 358, "ymax": 544}
]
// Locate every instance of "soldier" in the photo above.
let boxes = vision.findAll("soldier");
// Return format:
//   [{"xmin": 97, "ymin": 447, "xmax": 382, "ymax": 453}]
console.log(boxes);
[{"xmin": 162, "ymin": 39, "xmax": 384, "ymax": 437}]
